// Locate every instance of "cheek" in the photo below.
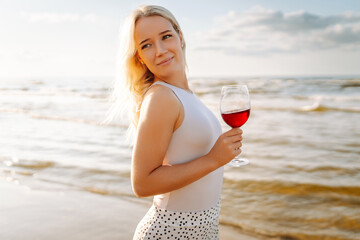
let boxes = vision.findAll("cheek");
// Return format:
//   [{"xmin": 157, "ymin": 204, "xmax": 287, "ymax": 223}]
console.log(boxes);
[{"xmin": 140, "ymin": 51, "xmax": 154, "ymax": 65}]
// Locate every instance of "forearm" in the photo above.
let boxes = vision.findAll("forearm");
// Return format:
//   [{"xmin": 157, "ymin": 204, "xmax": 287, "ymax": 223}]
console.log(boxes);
[{"xmin": 132, "ymin": 153, "xmax": 219, "ymax": 198}]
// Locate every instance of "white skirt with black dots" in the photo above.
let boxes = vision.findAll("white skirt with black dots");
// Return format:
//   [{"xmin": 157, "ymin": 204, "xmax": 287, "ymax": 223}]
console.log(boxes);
[{"xmin": 133, "ymin": 201, "xmax": 221, "ymax": 240}]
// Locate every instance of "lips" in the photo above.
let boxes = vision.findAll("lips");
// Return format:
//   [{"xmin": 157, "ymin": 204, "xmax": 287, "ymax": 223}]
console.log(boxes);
[{"xmin": 157, "ymin": 56, "xmax": 174, "ymax": 66}]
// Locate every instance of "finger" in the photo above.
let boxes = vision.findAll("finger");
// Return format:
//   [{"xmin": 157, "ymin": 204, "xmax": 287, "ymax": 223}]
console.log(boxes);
[
  {"xmin": 233, "ymin": 147, "xmax": 242, "ymax": 155},
  {"xmin": 235, "ymin": 148, "xmax": 242, "ymax": 155},
  {"xmin": 225, "ymin": 128, "xmax": 243, "ymax": 137},
  {"xmin": 231, "ymin": 142, "xmax": 242, "ymax": 150},
  {"xmin": 228, "ymin": 134, "xmax": 243, "ymax": 143}
]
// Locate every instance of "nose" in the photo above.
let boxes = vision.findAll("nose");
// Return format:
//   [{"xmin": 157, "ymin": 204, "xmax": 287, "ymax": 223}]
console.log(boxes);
[{"xmin": 155, "ymin": 41, "xmax": 167, "ymax": 57}]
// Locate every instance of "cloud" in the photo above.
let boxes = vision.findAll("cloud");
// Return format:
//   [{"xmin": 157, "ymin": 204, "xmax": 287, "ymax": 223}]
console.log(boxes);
[
  {"xmin": 194, "ymin": 6, "xmax": 360, "ymax": 56},
  {"xmin": 21, "ymin": 12, "xmax": 105, "ymax": 24}
]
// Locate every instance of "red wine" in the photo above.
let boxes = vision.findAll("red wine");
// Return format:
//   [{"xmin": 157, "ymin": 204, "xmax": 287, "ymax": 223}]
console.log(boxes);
[{"xmin": 221, "ymin": 109, "xmax": 250, "ymax": 128}]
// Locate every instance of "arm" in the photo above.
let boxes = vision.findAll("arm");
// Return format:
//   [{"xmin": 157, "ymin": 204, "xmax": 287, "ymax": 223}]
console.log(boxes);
[{"xmin": 131, "ymin": 85, "xmax": 243, "ymax": 198}]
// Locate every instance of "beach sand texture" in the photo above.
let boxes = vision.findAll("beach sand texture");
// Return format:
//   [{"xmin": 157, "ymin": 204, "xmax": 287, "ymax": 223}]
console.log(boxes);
[{"xmin": 0, "ymin": 181, "xmax": 267, "ymax": 240}]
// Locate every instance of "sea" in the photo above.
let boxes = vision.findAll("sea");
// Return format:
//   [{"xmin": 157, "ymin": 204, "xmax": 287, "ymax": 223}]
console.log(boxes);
[{"xmin": 0, "ymin": 76, "xmax": 359, "ymax": 240}]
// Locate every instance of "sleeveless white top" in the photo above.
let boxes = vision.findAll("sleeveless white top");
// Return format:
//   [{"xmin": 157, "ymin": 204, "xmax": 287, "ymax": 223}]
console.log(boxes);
[{"xmin": 148, "ymin": 81, "xmax": 224, "ymax": 212}]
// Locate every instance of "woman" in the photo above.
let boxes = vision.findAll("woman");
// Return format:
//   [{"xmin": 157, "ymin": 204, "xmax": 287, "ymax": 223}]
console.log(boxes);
[{"xmin": 110, "ymin": 5, "xmax": 243, "ymax": 239}]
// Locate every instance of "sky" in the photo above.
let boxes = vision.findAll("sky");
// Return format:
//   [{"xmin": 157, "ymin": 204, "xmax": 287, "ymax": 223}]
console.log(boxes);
[{"xmin": 0, "ymin": 0, "xmax": 359, "ymax": 79}]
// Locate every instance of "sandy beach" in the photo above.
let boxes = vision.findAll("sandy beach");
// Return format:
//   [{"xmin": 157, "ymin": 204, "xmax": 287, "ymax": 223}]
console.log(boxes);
[{"xmin": 0, "ymin": 180, "xmax": 269, "ymax": 240}]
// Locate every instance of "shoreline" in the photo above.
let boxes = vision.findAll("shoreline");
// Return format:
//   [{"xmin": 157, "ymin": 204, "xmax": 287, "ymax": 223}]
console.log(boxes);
[{"xmin": 0, "ymin": 180, "xmax": 270, "ymax": 240}]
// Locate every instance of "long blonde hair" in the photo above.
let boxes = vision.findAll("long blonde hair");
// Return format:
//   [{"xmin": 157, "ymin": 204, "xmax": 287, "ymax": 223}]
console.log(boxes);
[{"xmin": 103, "ymin": 5, "xmax": 186, "ymax": 144}]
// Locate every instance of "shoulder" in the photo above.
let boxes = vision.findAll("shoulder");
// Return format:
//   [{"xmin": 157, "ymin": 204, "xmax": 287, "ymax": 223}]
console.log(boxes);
[{"xmin": 140, "ymin": 84, "xmax": 181, "ymax": 122}]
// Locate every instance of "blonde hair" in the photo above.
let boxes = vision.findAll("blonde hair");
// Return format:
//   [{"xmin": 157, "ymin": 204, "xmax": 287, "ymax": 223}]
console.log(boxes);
[{"xmin": 103, "ymin": 5, "xmax": 186, "ymax": 145}]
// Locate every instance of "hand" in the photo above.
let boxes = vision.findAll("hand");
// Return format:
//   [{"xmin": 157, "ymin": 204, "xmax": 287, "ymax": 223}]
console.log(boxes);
[{"xmin": 207, "ymin": 128, "xmax": 243, "ymax": 167}]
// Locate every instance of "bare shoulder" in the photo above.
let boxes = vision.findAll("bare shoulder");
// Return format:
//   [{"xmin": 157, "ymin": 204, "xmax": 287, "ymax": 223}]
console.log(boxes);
[
  {"xmin": 141, "ymin": 84, "xmax": 180, "ymax": 112},
  {"xmin": 140, "ymin": 84, "xmax": 181, "ymax": 123}
]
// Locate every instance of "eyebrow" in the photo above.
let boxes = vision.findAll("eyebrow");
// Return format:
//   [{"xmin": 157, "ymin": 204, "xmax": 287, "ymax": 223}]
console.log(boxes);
[{"xmin": 139, "ymin": 30, "xmax": 172, "ymax": 46}]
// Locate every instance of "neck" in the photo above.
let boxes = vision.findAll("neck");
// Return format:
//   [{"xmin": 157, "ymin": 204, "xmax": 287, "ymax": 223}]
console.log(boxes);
[{"xmin": 154, "ymin": 71, "xmax": 190, "ymax": 91}]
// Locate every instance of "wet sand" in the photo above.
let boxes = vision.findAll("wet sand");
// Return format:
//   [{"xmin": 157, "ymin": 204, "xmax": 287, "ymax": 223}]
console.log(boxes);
[{"xmin": 0, "ymin": 180, "xmax": 270, "ymax": 240}]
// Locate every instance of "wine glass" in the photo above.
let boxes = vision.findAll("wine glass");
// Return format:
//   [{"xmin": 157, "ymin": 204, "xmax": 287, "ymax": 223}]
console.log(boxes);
[{"xmin": 220, "ymin": 85, "xmax": 251, "ymax": 167}]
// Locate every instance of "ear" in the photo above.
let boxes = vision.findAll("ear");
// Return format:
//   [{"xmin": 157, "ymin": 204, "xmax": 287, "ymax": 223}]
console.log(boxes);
[{"xmin": 178, "ymin": 31, "xmax": 185, "ymax": 48}]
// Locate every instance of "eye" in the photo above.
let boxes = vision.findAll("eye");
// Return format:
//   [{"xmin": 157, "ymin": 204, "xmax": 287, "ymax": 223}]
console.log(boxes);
[
  {"xmin": 141, "ymin": 43, "xmax": 151, "ymax": 50},
  {"xmin": 162, "ymin": 34, "xmax": 173, "ymax": 40}
]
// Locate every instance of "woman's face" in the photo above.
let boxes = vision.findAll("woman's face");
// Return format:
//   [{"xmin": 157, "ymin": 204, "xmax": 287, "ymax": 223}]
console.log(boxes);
[{"xmin": 134, "ymin": 16, "xmax": 185, "ymax": 79}]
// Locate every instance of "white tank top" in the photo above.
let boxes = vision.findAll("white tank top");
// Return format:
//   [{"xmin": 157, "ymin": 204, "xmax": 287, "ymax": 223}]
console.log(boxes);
[{"xmin": 148, "ymin": 81, "xmax": 224, "ymax": 212}]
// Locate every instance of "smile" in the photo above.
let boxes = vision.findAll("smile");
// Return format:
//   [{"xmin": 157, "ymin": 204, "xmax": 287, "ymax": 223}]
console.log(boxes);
[{"xmin": 157, "ymin": 56, "xmax": 174, "ymax": 66}]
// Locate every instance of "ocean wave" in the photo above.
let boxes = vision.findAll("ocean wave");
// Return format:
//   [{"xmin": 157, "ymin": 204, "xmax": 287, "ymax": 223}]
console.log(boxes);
[
  {"xmin": 219, "ymin": 218, "xmax": 359, "ymax": 240},
  {"xmin": 13, "ymin": 160, "xmax": 55, "ymax": 170},
  {"xmin": 0, "ymin": 107, "xmax": 126, "ymax": 127},
  {"xmin": 0, "ymin": 157, "xmax": 130, "ymax": 178},
  {"xmin": 7, "ymin": 156, "xmax": 359, "ymax": 200},
  {"xmin": 0, "ymin": 157, "xmax": 56, "ymax": 174},
  {"xmin": 0, "ymin": 89, "xmax": 109, "ymax": 99},
  {"xmin": 298, "ymin": 102, "xmax": 360, "ymax": 113},
  {"xmin": 254, "ymin": 103, "xmax": 360, "ymax": 113},
  {"xmin": 190, "ymin": 77, "xmax": 360, "ymax": 98},
  {"xmin": 221, "ymin": 177, "xmax": 360, "ymax": 240},
  {"xmin": 294, "ymin": 94, "xmax": 360, "ymax": 102},
  {"xmin": 0, "ymin": 157, "xmax": 133, "ymax": 196},
  {"xmin": 284, "ymin": 165, "xmax": 360, "ymax": 176},
  {"xmin": 340, "ymin": 80, "xmax": 360, "ymax": 89},
  {"xmin": 223, "ymin": 178, "xmax": 360, "ymax": 197}
]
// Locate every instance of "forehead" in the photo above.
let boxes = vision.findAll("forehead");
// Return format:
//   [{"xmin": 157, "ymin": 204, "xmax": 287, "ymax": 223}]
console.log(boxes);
[{"xmin": 134, "ymin": 15, "xmax": 174, "ymax": 42}]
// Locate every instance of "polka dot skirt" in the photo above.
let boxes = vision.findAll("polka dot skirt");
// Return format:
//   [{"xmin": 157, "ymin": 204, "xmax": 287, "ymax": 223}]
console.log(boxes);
[{"xmin": 133, "ymin": 201, "xmax": 221, "ymax": 240}]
